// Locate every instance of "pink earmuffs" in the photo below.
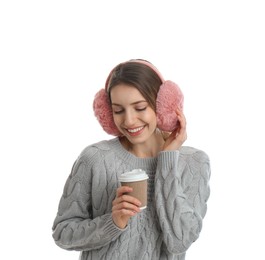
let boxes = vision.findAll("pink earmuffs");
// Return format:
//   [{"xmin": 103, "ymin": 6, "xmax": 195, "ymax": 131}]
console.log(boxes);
[{"xmin": 93, "ymin": 59, "xmax": 184, "ymax": 136}]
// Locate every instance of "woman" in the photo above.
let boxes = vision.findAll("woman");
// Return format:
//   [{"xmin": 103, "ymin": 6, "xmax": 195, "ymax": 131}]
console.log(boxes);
[{"xmin": 52, "ymin": 59, "xmax": 211, "ymax": 260}]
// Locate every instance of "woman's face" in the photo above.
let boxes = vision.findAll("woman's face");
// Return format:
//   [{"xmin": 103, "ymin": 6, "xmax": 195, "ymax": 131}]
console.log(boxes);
[{"xmin": 110, "ymin": 84, "xmax": 157, "ymax": 145}]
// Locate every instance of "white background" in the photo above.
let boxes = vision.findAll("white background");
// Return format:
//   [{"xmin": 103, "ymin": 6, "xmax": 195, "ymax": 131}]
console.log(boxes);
[{"xmin": 1, "ymin": 1, "xmax": 264, "ymax": 259}]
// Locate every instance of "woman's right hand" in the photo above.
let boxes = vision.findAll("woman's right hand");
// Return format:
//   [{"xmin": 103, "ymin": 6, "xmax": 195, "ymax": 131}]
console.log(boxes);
[
  {"xmin": 112, "ymin": 186, "xmax": 142, "ymax": 229},
  {"xmin": 163, "ymin": 108, "xmax": 187, "ymax": 151}
]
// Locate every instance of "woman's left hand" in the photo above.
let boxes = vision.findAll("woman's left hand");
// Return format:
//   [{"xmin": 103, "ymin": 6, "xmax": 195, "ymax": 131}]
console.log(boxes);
[{"xmin": 162, "ymin": 108, "xmax": 187, "ymax": 151}]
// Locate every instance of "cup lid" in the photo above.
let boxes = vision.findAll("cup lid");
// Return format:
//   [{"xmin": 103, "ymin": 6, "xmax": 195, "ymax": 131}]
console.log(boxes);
[{"xmin": 119, "ymin": 169, "xmax": 149, "ymax": 182}]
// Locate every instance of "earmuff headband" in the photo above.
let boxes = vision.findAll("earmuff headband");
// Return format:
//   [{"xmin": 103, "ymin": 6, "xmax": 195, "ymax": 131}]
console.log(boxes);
[{"xmin": 105, "ymin": 59, "xmax": 165, "ymax": 92}]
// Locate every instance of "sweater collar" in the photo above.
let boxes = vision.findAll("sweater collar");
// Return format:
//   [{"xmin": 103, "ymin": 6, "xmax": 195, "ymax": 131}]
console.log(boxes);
[{"xmin": 109, "ymin": 137, "xmax": 158, "ymax": 171}]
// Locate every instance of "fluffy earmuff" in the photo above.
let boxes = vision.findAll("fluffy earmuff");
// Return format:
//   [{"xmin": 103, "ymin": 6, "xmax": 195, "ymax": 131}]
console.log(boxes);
[
  {"xmin": 93, "ymin": 89, "xmax": 120, "ymax": 136},
  {"xmin": 93, "ymin": 60, "xmax": 184, "ymax": 136},
  {"xmin": 156, "ymin": 80, "xmax": 184, "ymax": 132}
]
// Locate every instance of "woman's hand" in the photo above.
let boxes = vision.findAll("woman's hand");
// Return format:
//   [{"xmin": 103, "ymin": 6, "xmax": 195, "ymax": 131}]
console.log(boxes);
[
  {"xmin": 112, "ymin": 186, "xmax": 142, "ymax": 229},
  {"xmin": 162, "ymin": 108, "xmax": 187, "ymax": 151}
]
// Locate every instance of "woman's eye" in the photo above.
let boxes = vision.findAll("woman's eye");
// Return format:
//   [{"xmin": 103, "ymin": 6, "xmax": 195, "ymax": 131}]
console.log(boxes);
[
  {"xmin": 136, "ymin": 107, "xmax": 146, "ymax": 111},
  {"xmin": 113, "ymin": 107, "xmax": 146, "ymax": 114},
  {"xmin": 113, "ymin": 110, "xmax": 124, "ymax": 114}
]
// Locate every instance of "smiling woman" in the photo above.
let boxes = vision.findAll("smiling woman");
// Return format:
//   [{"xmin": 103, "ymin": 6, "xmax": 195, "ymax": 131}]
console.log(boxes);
[
  {"xmin": 110, "ymin": 84, "xmax": 158, "ymax": 152},
  {"xmin": 52, "ymin": 59, "xmax": 211, "ymax": 260}
]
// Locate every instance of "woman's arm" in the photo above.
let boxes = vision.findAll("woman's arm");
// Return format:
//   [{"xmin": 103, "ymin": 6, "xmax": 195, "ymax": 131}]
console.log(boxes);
[
  {"xmin": 52, "ymin": 149, "xmax": 124, "ymax": 251},
  {"xmin": 155, "ymin": 148, "xmax": 211, "ymax": 254}
]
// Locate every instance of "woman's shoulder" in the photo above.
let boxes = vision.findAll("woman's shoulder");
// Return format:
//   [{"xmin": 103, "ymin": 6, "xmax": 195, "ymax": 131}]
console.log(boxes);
[
  {"xmin": 78, "ymin": 138, "xmax": 117, "ymax": 162},
  {"xmin": 179, "ymin": 146, "xmax": 210, "ymax": 163}
]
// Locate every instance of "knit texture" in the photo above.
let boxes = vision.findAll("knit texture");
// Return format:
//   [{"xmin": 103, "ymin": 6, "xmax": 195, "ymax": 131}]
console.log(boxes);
[{"xmin": 52, "ymin": 138, "xmax": 211, "ymax": 260}]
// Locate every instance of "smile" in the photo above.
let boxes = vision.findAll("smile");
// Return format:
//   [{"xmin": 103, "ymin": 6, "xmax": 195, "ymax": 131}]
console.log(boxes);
[{"xmin": 126, "ymin": 126, "xmax": 145, "ymax": 135}]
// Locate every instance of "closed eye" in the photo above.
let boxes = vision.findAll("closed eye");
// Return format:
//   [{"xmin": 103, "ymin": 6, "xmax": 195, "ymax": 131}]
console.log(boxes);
[
  {"xmin": 136, "ymin": 107, "xmax": 147, "ymax": 112},
  {"xmin": 113, "ymin": 110, "xmax": 124, "ymax": 114}
]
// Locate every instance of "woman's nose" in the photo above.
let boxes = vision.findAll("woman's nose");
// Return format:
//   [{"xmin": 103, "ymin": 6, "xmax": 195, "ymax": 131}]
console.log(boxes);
[{"xmin": 124, "ymin": 110, "xmax": 136, "ymax": 126}]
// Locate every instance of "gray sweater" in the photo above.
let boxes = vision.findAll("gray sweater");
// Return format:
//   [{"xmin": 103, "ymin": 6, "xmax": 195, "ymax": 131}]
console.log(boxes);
[{"xmin": 52, "ymin": 138, "xmax": 211, "ymax": 260}]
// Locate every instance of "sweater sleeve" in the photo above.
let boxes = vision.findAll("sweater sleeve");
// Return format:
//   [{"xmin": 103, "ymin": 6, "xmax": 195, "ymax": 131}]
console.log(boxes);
[
  {"xmin": 155, "ymin": 148, "xmax": 211, "ymax": 254},
  {"xmin": 52, "ymin": 148, "xmax": 124, "ymax": 251}
]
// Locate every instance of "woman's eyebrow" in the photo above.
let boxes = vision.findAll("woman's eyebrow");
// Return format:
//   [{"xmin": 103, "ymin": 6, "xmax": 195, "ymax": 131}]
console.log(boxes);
[{"xmin": 111, "ymin": 100, "xmax": 147, "ymax": 106}]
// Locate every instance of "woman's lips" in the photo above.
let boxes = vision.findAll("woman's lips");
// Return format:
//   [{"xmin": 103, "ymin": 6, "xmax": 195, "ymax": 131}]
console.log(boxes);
[{"xmin": 126, "ymin": 126, "xmax": 145, "ymax": 136}]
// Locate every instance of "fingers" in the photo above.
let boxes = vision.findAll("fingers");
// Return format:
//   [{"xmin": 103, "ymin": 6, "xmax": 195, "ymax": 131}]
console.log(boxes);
[
  {"xmin": 112, "ymin": 186, "xmax": 142, "ymax": 229},
  {"xmin": 112, "ymin": 198, "xmax": 141, "ymax": 213},
  {"xmin": 115, "ymin": 186, "xmax": 133, "ymax": 198},
  {"xmin": 176, "ymin": 108, "xmax": 186, "ymax": 130},
  {"xmin": 162, "ymin": 108, "xmax": 187, "ymax": 151},
  {"xmin": 114, "ymin": 186, "xmax": 142, "ymax": 208}
]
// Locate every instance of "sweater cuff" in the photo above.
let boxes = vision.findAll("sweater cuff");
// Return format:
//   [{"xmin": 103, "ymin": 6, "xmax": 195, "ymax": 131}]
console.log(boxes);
[
  {"xmin": 158, "ymin": 150, "xmax": 180, "ymax": 171},
  {"xmin": 102, "ymin": 214, "xmax": 127, "ymax": 238}
]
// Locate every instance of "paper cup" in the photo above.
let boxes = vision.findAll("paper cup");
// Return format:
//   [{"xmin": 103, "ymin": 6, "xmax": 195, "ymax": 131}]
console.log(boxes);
[{"xmin": 119, "ymin": 169, "xmax": 149, "ymax": 210}]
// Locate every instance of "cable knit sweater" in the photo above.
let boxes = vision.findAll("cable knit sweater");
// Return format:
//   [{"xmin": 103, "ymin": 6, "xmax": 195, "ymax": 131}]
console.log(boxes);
[{"xmin": 52, "ymin": 138, "xmax": 211, "ymax": 260}]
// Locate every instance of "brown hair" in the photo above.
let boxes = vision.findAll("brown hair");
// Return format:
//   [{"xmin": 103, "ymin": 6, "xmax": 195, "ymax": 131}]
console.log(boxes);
[{"xmin": 107, "ymin": 61, "xmax": 162, "ymax": 111}]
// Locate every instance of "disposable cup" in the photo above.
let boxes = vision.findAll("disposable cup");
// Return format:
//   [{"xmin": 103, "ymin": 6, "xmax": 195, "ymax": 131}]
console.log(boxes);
[{"xmin": 119, "ymin": 169, "xmax": 149, "ymax": 210}]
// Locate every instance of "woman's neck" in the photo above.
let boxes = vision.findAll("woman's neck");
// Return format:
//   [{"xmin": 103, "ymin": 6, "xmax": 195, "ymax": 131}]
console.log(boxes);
[{"xmin": 120, "ymin": 130, "xmax": 165, "ymax": 158}]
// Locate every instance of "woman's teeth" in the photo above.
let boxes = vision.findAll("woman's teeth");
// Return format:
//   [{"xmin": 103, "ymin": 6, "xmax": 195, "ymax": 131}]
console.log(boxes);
[{"xmin": 127, "ymin": 126, "xmax": 144, "ymax": 133}]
